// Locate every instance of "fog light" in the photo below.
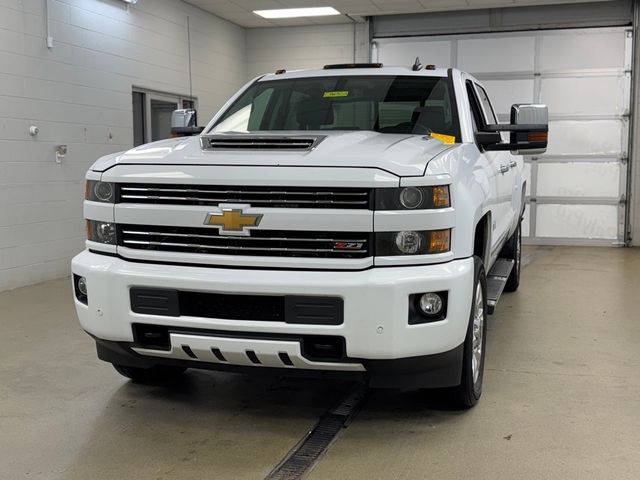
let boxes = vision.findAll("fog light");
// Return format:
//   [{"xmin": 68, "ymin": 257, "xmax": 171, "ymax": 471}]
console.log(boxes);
[
  {"xmin": 77, "ymin": 276, "xmax": 87, "ymax": 296},
  {"xmin": 74, "ymin": 274, "xmax": 88, "ymax": 304},
  {"xmin": 394, "ymin": 231, "xmax": 422, "ymax": 254},
  {"xmin": 418, "ymin": 293, "xmax": 443, "ymax": 316}
]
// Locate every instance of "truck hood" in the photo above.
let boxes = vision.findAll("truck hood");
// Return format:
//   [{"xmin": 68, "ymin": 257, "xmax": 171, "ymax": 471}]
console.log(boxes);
[{"xmin": 95, "ymin": 131, "xmax": 456, "ymax": 177}]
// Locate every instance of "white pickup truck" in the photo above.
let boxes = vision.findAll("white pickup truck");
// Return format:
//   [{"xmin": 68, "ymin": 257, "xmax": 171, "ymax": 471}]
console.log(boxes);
[{"xmin": 72, "ymin": 64, "xmax": 548, "ymax": 407}]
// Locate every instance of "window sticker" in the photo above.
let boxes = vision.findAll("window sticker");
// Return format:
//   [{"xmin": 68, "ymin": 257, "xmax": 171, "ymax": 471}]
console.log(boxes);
[
  {"xmin": 431, "ymin": 132, "xmax": 456, "ymax": 144},
  {"xmin": 323, "ymin": 91, "xmax": 349, "ymax": 98}
]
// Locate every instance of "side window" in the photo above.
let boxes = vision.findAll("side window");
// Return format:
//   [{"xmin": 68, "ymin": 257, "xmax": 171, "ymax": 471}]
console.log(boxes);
[
  {"xmin": 474, "ymin": 84, "xmax": 498, "ymax": 125},
  {"xmin": 466, "ymin": 80, "xmax": 501, "ymax": 147}
]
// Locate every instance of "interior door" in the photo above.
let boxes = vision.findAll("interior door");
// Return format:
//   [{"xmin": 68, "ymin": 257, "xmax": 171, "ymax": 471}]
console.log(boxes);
[{"xmin": 146, "ymin": 93, "xmax": 179, "ymax": 142}]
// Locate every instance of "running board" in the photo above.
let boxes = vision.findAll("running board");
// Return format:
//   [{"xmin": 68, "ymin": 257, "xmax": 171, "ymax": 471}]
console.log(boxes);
[{"xmin": 486, "ymin": 258, "xmax": 514, "ymax": 315}]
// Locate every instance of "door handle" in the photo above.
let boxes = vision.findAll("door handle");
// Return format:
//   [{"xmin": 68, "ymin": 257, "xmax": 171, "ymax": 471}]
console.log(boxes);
[
  {"xmin": 499, "ymin": 165, "xmax": 509, "ymax": 174},
  {"xmin": 509, "ymin": 160, "xmax": 517, "ymax": 168}
]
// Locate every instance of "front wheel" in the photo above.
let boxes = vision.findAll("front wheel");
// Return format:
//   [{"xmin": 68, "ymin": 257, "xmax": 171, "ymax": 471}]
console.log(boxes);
[
  {"xmin": 449, "ymin": 256, "xmax": 487, "ymax": 408},
  {"xmin": 112, "ymin": 364, "xmax": 187, "ymax": 384}
]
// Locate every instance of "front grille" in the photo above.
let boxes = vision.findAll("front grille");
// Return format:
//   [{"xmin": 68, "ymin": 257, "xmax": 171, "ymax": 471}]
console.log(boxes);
[
  {"xmin": 117, "ymin": 184, "xmax": 372, "ymax": 210},
  {"xmin": 119, "ymin": 225, "xmax": 371, "ymax": 259},
  {"xmin": 129, "ymin": 288, "xmax": 344, "ymax": 325}
]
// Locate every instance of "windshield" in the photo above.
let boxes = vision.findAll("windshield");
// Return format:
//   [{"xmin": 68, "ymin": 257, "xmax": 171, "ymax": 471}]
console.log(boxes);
[{"xmin": 210, "ymin": 75, "xmax": 460, "ymax": 140}]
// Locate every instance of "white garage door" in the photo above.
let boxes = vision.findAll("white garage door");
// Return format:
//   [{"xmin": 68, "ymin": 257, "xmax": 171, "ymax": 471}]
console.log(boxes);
[{"xmin": 374, "ymin": 27, "xmax": 632, "ymax": 246}]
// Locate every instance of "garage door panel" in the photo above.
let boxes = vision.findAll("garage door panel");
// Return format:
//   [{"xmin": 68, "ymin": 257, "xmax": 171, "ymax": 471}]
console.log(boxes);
[
  {"xmin": 547, "ymin": 120, "xmax": 623, "ymax": 156},
  {"xmin": 540, "ymin": 76, "xmax": 625, "ymax": 116},
  {"xmin": 536, "ymin": 204, "xmax": 618, "ymax": 239},
  {"xmin": 482, "ymin": 79, "xmax": 534, "ymax": 116},
  {"xmin": 376, "ymin": 40, "xmax": 452, "ymax": 68},
  {"xmin": 375, "ymin": 26, "xmax": 630, "ymax": 246},
  {"xmin": 537, "ymin": 162, "xmax": 621, "ymax": 198},
  {"xmin": 540, "ymin": 31, "xmax": 626, "ymax": 71},
  {"xmin": 458, "ymin": 36, "xmax": 535, "ymax": 73}
]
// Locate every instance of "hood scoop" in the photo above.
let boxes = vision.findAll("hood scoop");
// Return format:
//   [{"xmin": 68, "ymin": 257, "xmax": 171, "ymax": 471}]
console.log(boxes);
[{"xmin": 201, "ymin": 135, "xmax": 324, "ymax": 151}]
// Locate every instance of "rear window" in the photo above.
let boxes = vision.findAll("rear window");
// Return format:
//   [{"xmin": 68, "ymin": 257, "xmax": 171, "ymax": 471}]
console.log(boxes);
[{"xmin": 211, "ymin": 75, "xmax": 460, "ymax": 139}]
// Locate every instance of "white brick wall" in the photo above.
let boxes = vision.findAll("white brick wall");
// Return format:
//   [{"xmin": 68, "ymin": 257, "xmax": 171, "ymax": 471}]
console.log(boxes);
[
  {"xmin": 0, "ymin": 0, "xmax": 246, "ymax": 291},
  {"xmin": 246, "ymin": 23, "xmax": 369, "ymax": 79},
  {"xmin": 0, "ymin": 2, "xmax": 373, "ymax": 291}
]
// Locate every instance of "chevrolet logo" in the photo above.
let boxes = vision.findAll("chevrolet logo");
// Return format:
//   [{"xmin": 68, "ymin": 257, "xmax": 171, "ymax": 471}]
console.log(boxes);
[{"xmin": 204, "ymin": 208, "xmax": 263, "ymax": 234}]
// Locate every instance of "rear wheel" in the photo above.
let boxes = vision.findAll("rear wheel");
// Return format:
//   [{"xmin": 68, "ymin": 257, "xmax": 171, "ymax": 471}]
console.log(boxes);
[
  {"xmin": 502, "ymin": 222, "xmax": 521, "ymax": 292},
  {"xmin": 112, "ymin": 364, "xmax": 186, "ymax": 383},
  {"xmin": 449, "ymin": 256, "xmax": 487, "ymax": 409}
]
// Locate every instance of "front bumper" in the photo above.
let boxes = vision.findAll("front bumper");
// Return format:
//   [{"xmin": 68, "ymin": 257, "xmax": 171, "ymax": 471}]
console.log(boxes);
[{"xmin": 72, "ymin": 251, "xmax": 474, "ymax": 387}]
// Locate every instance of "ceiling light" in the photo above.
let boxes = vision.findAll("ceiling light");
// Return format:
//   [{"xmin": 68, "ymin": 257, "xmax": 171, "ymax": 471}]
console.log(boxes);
[
  {"xmin": 122, "ymin": 0, "xmax": 138, "ymax": 4},
  {"xmin": 253, "ymin": 7, "xmax": 340, "ymax": 19}
]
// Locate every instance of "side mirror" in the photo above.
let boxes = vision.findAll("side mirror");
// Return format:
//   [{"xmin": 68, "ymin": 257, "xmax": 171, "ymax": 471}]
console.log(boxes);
[
  {"xmin": 477, "ymin": 104, "xmax": 548, "ymax": 155},
  {"xmin": 170, "ymin": 109, "xmax": 205, "ymax": 137}
]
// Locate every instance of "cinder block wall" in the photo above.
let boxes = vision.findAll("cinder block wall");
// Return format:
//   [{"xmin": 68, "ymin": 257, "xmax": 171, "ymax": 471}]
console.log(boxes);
[
  {"xmin": 0, "ymin": 0, "xmax": 246, "ymax": 290},
  {"xmin": 246, "ymin": 23, "xmax": 369, "ymax": 79}
]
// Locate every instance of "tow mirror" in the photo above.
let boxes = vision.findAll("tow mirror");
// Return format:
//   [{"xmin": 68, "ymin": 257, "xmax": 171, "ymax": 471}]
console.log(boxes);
[
  {"xmin": 477, "ymin": 104, "xmax": 548, "ymax": 155},
  {"xmin": 171, "ymin": 109, "xmax": 205, "ymax": 137}
]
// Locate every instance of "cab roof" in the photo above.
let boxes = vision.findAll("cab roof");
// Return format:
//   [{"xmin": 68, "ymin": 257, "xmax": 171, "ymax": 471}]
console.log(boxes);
[{"xmin": 258, "ymin": 65, "xmax": 452, "ymax": 82}]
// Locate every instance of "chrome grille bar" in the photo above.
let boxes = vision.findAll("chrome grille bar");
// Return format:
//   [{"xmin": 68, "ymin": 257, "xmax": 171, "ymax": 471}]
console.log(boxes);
[
  {"xmin": 117, "ymin": 184, "xmax": 372, "ymax": 210},
  {"xmin": 120, "ymin": 187, "xmax": 368, "ymax": 196},
  {"xmin": 122, "ymin": 240, "xmax": 350, "ymax": 254},
  {"xmin": 119, "ymin": 225, "xmax": 371, "ymax": 259},
  {"xmin": 121, "ymin": 230, "xmax": 367, "ymax": 243},
  {"xmin": 120, "ymin": 195, "xmax": 367, "ymax": 205}
]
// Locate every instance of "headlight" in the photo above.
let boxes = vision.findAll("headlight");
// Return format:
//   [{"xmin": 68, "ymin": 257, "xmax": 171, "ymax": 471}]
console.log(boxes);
[
  {"xmin": 86, "ymin": 220, "xmax": 116, "ymax": 244},
  {"xmin": 86, "ymin": 181, "xmax": 115, "ymax": 203},
  {"xmin": 399, "ymin": 187, "xmax": 423, "ymax": 209},
  {"xmin": 375, "ymin": 186, "xmax": 450, "ymax": 210},
  {"xmin": 375, "ymin": 229, "xmax": 450, "ymax": 256}
]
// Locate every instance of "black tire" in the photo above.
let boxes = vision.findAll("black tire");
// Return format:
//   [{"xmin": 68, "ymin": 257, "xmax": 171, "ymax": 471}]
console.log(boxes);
[
  {"xmin": 112, "ymin": 364, "xmax": 187, "ymax": 384},
  {"xmin": 501, "ymin": 222, "xmax": 521, "ymax": 293},
  {"xmin": 449, "ymin": 256, "xmax": 487, "ymax": 409}
]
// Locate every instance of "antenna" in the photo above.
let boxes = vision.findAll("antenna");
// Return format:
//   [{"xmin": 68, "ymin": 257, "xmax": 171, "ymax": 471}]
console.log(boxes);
[
  {"xmin": 412, "ymin": 56, "xmax": 422, "ymax": 71},
  {"xmin": 187, "ymin": 16, "xmax": 193, "ymax": 104}
]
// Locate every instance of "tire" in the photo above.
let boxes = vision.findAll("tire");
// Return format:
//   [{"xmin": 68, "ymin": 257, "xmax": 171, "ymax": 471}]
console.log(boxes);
[
  {"xmin": 501, "ymin": 222, "xmax": 521, "ymax": 293},
  {"xmin": 449, "ymin": 256, "xmax": 487, "ymax": 409},
  {"xmin": 112, "ymin": 364, "xmax": 187, "ymax": 384}
]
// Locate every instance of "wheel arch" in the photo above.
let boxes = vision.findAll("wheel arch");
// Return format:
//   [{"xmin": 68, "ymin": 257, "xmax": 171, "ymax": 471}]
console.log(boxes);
[{"xmin": 473, "ymin": 212, "xmax": 491, "ymax": 266}]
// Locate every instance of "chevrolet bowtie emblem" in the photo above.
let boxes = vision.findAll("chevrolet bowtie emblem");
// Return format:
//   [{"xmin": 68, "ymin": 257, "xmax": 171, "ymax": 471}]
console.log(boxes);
[{"xmin": 204, "ymin": 208, "xmax": 263, "ymax": 233}]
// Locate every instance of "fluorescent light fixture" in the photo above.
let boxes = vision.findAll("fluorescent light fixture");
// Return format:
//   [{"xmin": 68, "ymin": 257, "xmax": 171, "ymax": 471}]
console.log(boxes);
[
  {"xmin": 122, "ymin": 0, "xmax": 138, "ymax": 4},
  {"xmin": 253, "ymin": 7, "xmax": 340, "ymax": 19}
]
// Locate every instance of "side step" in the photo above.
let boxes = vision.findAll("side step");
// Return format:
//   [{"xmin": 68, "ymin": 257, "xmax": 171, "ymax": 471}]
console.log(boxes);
[{"xmin": 486, "ymin": 258, "xmax": 514, "ymax": 315}]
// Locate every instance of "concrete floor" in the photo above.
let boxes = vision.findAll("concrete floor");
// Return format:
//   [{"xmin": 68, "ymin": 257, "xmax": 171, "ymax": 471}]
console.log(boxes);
[{"xmin": 1, "ymin": 246, "xmax": 639, "ymax": 479}]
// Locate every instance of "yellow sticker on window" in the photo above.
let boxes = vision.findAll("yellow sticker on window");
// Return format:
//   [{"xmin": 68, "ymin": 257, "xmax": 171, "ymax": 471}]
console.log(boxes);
[
  {"xmin": 431, "ymin": 132, "xmax": 456, "ymax": 144},
  {"xmin": 323, "ymin": 91, "xmax": 349, "ymax": 98}
]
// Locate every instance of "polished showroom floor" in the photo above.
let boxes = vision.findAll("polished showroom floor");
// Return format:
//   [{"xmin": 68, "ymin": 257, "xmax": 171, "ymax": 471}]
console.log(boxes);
[{"xmin": 2, "ymin": 246, "xmax": 639, "ymax": 479}]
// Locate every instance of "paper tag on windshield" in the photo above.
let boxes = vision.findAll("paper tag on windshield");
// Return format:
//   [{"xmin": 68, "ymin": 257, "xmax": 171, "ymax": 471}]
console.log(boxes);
[
  {"xmin": 323, "ymin": 91, "xmax": 349, "ymax": 98},
  {"xmin": 431, "ymin": 133, "xmax": 456, "ymax": 144}
]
